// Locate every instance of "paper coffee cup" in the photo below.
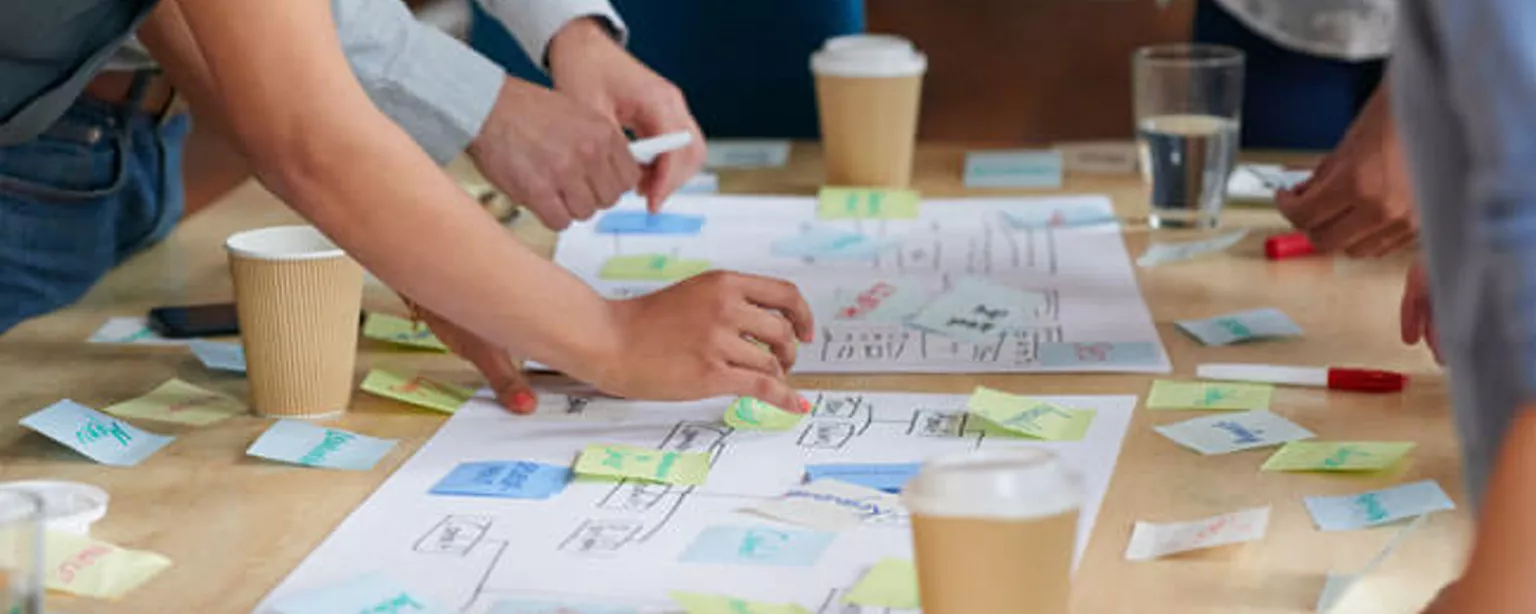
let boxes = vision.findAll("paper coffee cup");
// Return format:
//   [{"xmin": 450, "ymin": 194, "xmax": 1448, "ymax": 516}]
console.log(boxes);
[
  {"xmin": 902, "ymin": 449, "xmax": 1083, "ymax": 614},
  {"xmin": 226, "ymin": 226, "xmax": 363, "ymax": 418},
  {"xmin": 811, "ymin": 34, "xmax": 927, "ymax": 188}
]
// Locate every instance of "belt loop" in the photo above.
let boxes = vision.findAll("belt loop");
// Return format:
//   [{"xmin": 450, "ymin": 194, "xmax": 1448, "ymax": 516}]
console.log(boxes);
[{"xmin": 121, "ymin": 70, "xmax": 153, "ymax": 125}]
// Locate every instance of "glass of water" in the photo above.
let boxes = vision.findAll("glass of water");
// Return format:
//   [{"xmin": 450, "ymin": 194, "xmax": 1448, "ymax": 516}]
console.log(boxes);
[
  {"xmin": 1133, "ymin": 44, "xmax": 1244, "ymax": 229},
  {"xmin": 0, "ymin": 491, "xmax": 43, "ymax": 614}
]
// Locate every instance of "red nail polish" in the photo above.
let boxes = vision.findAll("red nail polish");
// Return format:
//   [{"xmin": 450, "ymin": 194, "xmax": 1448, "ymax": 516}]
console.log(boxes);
[
  {"xmin": 512, "ymin": 391, "xmax": 536, "ymax": 412},
  {"xmin": 796, "ymin": 396, "xmax": 812, "ymax": 414}
]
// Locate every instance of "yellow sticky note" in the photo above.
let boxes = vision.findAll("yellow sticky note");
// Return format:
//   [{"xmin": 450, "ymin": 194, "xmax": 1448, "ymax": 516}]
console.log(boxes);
[
  {"xmin": 966, "ymin": 387, "xmax": 1088, "ymax": 440},
  {"xmin": 6, "ymin": 531, "xmax": 171, "ymax": 600},
  {"xmin": 1146, "ymin": 380, "xmax": 1273, "ymax": 411},
  {"xmin": 1261, "ymin": 441, "xmax": 1416, "ymax": 472},
  {"xmin": 671, "ymin": 591, "xmax": 810, "ymax": 614},
  {"xmin": 102, "ymin": 378, "xmax": 245, "ymax": 426},
  {"xmin": 817, "ymin": 187, "xmax": 921, "ymax": 220},
  {"xmin": 843, "ymin": 558, "xmax": 920, "ymax": 609},
  {"xmin": 724, "ymin": 397, "xmax": 805, "ymax": 431},
  {"xmin": 598, "ymin": 254, "xmax": 711, "ymax": 281},
  {"xmin": 974, "ymin": 408, "xmax": 1095, "ymax": 442},
  {"xmin": 574, "ymin": 443, "xmax": 711, "ymax": 485},
  {"xmin": 362, "ymin": 312, "xmax": 449, "ymax": 351},
  {"xmin": 360, "ymin": 369, "xmax": 474, "ymax": 414}
]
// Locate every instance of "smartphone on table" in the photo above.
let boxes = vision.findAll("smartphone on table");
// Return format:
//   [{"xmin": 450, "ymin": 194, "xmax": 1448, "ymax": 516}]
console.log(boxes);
[{"xmin": 146, "ymin": 303, "xmax": 240, "ymax": 338}]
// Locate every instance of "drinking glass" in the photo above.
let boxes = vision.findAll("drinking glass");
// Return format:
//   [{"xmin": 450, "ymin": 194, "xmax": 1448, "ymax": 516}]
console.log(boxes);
[
  {"xmin": 0, "ymin": 491, "xmax": 43, "ymax": 614},
  {"xmin": 1134, "ymin": 44, "xmax": 1245, "ymax": 229}
]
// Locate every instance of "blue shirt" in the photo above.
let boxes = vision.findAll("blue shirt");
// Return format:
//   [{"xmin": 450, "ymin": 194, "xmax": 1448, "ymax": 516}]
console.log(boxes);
[{"xmin": 1393, "ymin": 0, "xmax": 1536, "ymax": 506}]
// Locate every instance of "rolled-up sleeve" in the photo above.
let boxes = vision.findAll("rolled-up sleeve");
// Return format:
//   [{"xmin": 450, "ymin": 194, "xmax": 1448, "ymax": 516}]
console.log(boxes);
[
  {"xmin": 475, "ymin": 0, "xmax": 628, "ymax": 69},
  {"xmin": 332, "ymin": 0, "xmax": 504, "ymax": 164}
]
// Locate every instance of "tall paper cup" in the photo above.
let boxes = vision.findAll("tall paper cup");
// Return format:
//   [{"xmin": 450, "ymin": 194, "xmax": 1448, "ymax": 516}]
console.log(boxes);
[
  {"xmin": 226, "ymin": 226, "xmax": 363, "ymax": 418},
  {"xmin": 812, "ymin": 34, "xmax": 927, "ymax": 188},
  {"xmin": 902, "ymin": 449, "xmax": 1083, "ymax": 614}
]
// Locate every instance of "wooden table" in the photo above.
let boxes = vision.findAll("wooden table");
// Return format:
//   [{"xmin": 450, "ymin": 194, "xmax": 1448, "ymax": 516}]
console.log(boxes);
[{"xmin": 0, "ymin": 144, "xmax": 1465, "ymax": 613}]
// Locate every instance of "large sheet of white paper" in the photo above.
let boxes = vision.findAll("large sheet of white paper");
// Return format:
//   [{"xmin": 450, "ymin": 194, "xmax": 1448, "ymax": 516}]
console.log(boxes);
[
  {"xmin": 552, "ymin": 194, "xmax": 1169, "ymax": 374},
  {"xmin": 258, "ymin": 390, "xmax": 1135, "ymax": 613}
]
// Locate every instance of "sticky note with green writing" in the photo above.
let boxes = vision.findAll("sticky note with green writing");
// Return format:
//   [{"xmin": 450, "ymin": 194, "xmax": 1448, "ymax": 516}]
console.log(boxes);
[
  {"xmin": 724, "ymin": 397, "xmax": 804, "ymax": 431},
  {"xmin": 843, "ymin": 558, "xmax": 919, "ymax": 609},
  {"xmin": 966, "ymin": 387, "xmax": 1089, "ymax": 440},
  {"xmin": 574, "ymin": 443, "xmax": 710, "ymax": 485},
  {"xmin": 362, "ymin": 312, "xmax": 449, "ymax": 351},
  {"xmin": 1261, "ymin": 441, "xmax": 1416, "ymax": 472},
  {"xmin": 817, "ymin": 187, "xmax": 921, "ymax": 220},
  {"xmin": 670, "ymin": 592, "xmax": 809, "ymax": 614},
  {"xmin": 103, "ymin": 378, "xmax": 246, "ymax": 426},
  {"xmin": 360, "ymin": 369, "xmax": 474, "ymax": 414},
  {"xmin": 1147, "ymin": 380, "xmax": 1273, "ymax": 411},
  {"xmin": 598, "ymin": 254, "xmax": 711, "ymax": 281},
  {"xmin": 973, "ymin": 408, "xmax": 1095, "ymax": 442}
]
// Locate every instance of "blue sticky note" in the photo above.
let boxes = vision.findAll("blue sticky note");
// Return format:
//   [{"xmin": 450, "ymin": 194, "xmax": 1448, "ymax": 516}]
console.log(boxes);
[
  {"xmin": 771, "ymin": 226, "xmax": 896, "ymax": 260},
  {"xmin": 804, "ymin": 463, "xmax": 922, "ymax": 493},
  {"xmin": 1303, "ymin": 480, "xmax": 1456, "ymax": 532},
  {"xmin": 271, "ymin": 572, "xmax": 453, "ymax": 614},
  {"xmin": 1037, "ymin": 342, "xmax": 1162, "ymax": 368},
  {"xmin": 429, "ymin": 461, "xmax": 570, "ymax": 499},
  {"xmin": 679, "ymin": 525, "xmax": 834, "ymax": 567},
  {"xmin": 246, "ymin": 420, "xmax": 397, "ymax": 471},
  {"xmin": 1176, "ymin": 308, "xmax": 1304, "ymax": 346},
  {"xmin": 19, "ymin": 399, "xmax": 174, "ymax": 466},
  {"xmin": 490, "ymin": 600, "xmax": 638, "ymax": 614},
  {"xmin": 1002, "ymin": 203, "xmax": 1117, "ymax": 229},
  {"xmin": 595, "ymin": 211, "xmax": 706, "ymax": 235},
  {"xmin": 186, "ymin": 339, "xmax": 247, "ymax": 373},
  {"xmin": 964, "ymin": 150, "xmax": 1064, "ymax": 188}
]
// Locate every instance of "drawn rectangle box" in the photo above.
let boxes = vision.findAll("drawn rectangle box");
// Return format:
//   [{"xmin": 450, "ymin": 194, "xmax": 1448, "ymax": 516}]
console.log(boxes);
[
  {"xmin": 799, "ymin": 423, "xmax": 856, "ymax": 449},
  {"xmin": 414, "ymin": 515, "xmax": 492, "ymax": 555}
]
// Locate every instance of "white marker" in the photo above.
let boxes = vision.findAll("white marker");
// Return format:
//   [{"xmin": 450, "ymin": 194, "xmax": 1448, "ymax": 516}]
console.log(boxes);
[
  {"xmin": 1196, "ymin": 363, "xmax": 1408, "ymax": 393},
  {"xmin": 628, "ymin": 131, "xmax": 694, "ymax": 164}
]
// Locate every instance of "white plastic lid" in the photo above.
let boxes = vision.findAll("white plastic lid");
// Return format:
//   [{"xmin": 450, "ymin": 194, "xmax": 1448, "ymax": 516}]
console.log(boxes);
[
  {"xmin": 225, "ymin": 225, "xmax": 346, "ymax": 262},
  {"xmin": 811, "ymin": 34, "xmax": 927, "ymax": 78},
  {"xmin": 0, "ymin": 481, "xmax": 109, "ymax": 536},
  {"xmin": 901, "ymin": 449, "xmax": 1082, "ymax": 519}
]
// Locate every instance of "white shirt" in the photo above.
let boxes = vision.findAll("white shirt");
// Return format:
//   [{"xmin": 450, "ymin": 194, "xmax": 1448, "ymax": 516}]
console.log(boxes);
[{"xmin": 1214, "ymin": 0, "xmax": 1397, "ymax": 61}]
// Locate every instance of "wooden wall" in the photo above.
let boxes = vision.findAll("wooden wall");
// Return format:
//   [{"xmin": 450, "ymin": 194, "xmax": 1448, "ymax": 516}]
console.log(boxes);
[{"xmin": 867, "ymin": 0, "xmax": 1195, "ymax": 144}]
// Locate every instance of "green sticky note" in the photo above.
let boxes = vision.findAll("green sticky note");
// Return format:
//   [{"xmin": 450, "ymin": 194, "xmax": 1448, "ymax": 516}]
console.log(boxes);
[
  {"xmin": 671, "ymin": 591, "xmax": 810, "ymax": 614},
  {"xmin": 843, "ymin": 558, "xmax": 920, "ymax": 609},
  {"xmin": 360, "ymin": 369, "xmax": 474, "ymax": 414},
  {"xmin": 574, "ymin": 443, "xmax": 711, "ymax": 485},
  {"xmin": 1261, "ymin": 441, "xmax": 1416, "ymax": 472},
  {"xmin": 598, "ymin": 254, "xmax": 712, "ymax": 281},
  {"xmin": 817, "ymin": 187, "xmax": 921, "ymax": 220},
  {"xmin": 362, "ymin": 312, "xmax": 449, "ymax": 351},
  {"xmin": 724, "ymin": 397, "xmax": 804, "ymax": 431},
  {"xmin": 974, "ymin": 408, "xmax": 1095, "ymax": 442},
  {"xmin": 966, "ymin": 387, "xmax": 1088, "ymax": 441},
  {"xmin": 1146, "ymin": 380, "xmax": 1274, "ymax": 411}
]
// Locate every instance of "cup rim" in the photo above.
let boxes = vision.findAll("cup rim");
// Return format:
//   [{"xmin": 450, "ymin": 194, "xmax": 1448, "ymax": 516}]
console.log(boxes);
[
  {"xmin": 225, "ymin": 225, "xmax": 346, "ymax": 262},
  {"xmin": 1135, "ymin": 43, "xmax": 1245, "ymax": 67}
]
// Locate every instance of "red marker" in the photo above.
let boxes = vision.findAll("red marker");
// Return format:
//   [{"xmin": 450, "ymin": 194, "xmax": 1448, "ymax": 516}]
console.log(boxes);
[
  {"xmin": 1196, "ymin": 363, "xmax": 1408, "ymax": 393},
  {"xmin": 1265, "ymin": 232, "xmax": 1316, "ymax": 260}
]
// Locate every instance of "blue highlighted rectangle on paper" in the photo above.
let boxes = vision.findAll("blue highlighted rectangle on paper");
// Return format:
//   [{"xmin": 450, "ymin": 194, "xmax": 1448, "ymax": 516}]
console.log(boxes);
[
  {"xmin": 596, "ymin": 211, "xmax": 705, "ymax": 235},
  {"xmin": 805, "ymin": 463, "xmax": 922, "ymax": 493},
  {"xmin": 679, "ymin": 525, "xmax": 835, "ymax": 567},
  {"xmin": 246, "ymin": 420, "xmax": 397, "ymax": 471},
  {"xmin": 964, "ymin": 150, "xmax": 1064, "ymax": 189},
  {"xmin": 19, "ymin": 399, "xmax": 174, "ymax": 466},
  {"xmin": 1037, "ymin": 342, "xmax": 1162, "ymax": 368},
  {"xmin": 270, "ymin": 572, "xmax": 453, "ymax": 614},
  {"xmin": 1303, "ymin": 480, "xmax": 1456, "ymax": 532},
  {"xmin": 429, "ymin": 461, "xmax": 570, "ymax": 500}
]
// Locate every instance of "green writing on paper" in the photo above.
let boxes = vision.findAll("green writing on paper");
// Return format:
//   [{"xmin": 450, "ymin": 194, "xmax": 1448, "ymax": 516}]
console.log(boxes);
[
  {"xmin": 1355, "ymin": 493, "xmax": 1389, "ymax": 523},
  {"xmin": 738, "ymin": 528, "xmax": 790, "ymax": 558},
  {"xmin": 723, "ymin": 397, "xmax": 804, "ymax": 431},
  {"xmin": 365, "ymin": 593, "xmax": 427, "ymax": 613},
  {"xmin": 76, "ymin": 418, "xmax": 132, "ymax": 447},
  {"xmin": 1215, "ymin": 318, "xmax": 1254, "ymax": 338},
  {"xmin": 816, "ymin": 187, "xmax": 921, "ymax": 220},
  {"xmin": 1262, "ymin": 441, "xmax": 1416, "ymax": 472},
  {"xmin": 1146, "ymin": 380, "xmax": 1273, "ymax": 411},
  {"xmin": 298, "ymin": 430, "xmax": 357, "ymax": 466},
  {"xmin": 966, "ymin": 387, "xmax": 1089, "ymax": 440},
  {"xmin": 362, "ymin": 312, "xmax": 449, "ymax": 351},
  {"xmin": 598, "ymin": 254, "xmax": 712, "ymax": 281},
  {"xmin": 574, "ymin": 443, "xmax": 710, "ymax": 485}
]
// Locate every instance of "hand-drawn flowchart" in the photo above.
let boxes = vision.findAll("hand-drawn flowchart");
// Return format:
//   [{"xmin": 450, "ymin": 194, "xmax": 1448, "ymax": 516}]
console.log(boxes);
[
  {"xmin": 551, "ymin": 194, "xmax": 1169, "ymax": 374},
  {"xmin": 257, "ymin": 391, "xmax": 1135, "ymax": 613}
]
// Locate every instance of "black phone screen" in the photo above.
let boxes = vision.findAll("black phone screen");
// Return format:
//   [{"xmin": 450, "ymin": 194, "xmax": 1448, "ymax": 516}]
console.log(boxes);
[{"xmin": 146, "ymin": 303, "xmax": 240, "ymax": 339}]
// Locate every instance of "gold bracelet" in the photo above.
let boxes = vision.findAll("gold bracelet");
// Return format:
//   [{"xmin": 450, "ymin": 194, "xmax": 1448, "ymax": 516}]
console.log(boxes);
[{"xmin": 402, "ymin": 297, "xmax": 427, "ymax": 331}]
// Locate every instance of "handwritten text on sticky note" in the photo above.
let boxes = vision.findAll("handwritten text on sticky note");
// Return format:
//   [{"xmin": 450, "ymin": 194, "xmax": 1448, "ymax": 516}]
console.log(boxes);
[
  {"xmin": 1153, "ymin": 410, "xmax": 1315, "ymax": 455},
  {"xmin": 1177, "ymin": 308, "xmax": 1303, "ymax": 346},
  {"xmin": 363, "ymin": 312, "xmax": 449, "ymax": 351},
  {"xmin": 1262, "ymin": 441, "xmax": 1415, "ymax": 472},
  {"xmin": 843, "ymin": 558, "xmax": 920, "ymax": 609},
  {"xmin": 1303, "ymin": 480, "xmax": 1454, "ymax": 531},
  {"xmin": 20, "ymin": 400, "xmax": 174, "ymax": 466},
  {"xmin": 429, "ymin": 461, "xmax": 570, "ymax": 500},
  {"xmin": 361, "ymin": 369, "xmax": 474, "ymax": 414},
  {"xmin": 679, "ymin": 525, "xmax": 834, "ymax": 567},
  {"xmin": 817, "ymin": 187, "xmax": 921, "ymax": 220},
  {"xmin": 246, "ymin": 420, "xmax": 397, "ymax": 471},
  {"xmin": 270, "ymin": 573, "xmax": 452, "ymax": 614},
  {"xmin": 1125, "ymin": 506, "xmax": 1271, "ymax": 561},
  {"xmin": 598, "ymin": 254, "xmax": 711, "ymax": 281},
  {"xmin": 574, "ymin": 443, "xmax": 710, "ymax": 485},
  {"xmin": 10, "ymin": 531, "xmax": 172, "ymax": 600},
  {"xmin": 1147, "ymin": 380, "xmax": 1274, "ymax": 411},
  {"xmin": 964, "ymin": 149, "xmax": 1064, "ymax": 189},
  {"xmin": 749, "ymin": 479, "xmax": 902, "ymax": 531},
  {"xmin": 103, "ymin": 379, "xmax": 246, "ymax": 426},
  {"xmin": 967, "ymin": 387, "xmax": 1090, "ymax": 441},
  {"xmin": 908, "ymin": 278, "xmax": 1046, "ymax": 344}
]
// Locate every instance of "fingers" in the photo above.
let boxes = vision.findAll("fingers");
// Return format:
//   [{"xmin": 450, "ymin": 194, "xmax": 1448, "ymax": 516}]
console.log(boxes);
[
  {"xmin": 711, "ymin": 364, "xmax": 801, "ymax": 415},
  {"xmin": 1401, "ymin": 279, "xmax": 1424, "ymax": 346},
  {"xmin": 1342, "ymin": 220, "xmax": 1415, "ymax": 258},
  {"xmin": 645, "ymin": 135, "xmax": 706, "ymax": 213},
  {"xmin": 733, "ymin": 275, "xmax": 816, "ymax": 342},
  {"xmin": 1276, "ymin": 159, "xmax": 1347, "ymax": 230},
  {"xmin": 627, "ymin": 88, "xmax": 705, "ymax": 213},
  {"xmin": 1308, "ymin": 209, "xmax": 1378, "ymax": 253},
  {"xmin": 735, "ymin": 303, "xmax": 799, "ymax": 369}
]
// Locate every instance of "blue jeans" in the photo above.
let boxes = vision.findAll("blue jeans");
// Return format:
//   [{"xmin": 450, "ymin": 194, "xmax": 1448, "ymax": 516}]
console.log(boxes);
[{"xmin": 0, "ymin": 78, "xmax": 190, "ymax": 335}]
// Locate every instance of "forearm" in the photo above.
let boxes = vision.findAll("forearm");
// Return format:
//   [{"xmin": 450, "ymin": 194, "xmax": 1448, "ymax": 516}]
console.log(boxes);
[
  {"xmin": 1430, "ymin": 407, "xmax": 1536, "ymax": 612},
  {"xmin": 475, "ymin": 0, "xmax": 626, "ymax": 69},
  {"xmin": 158, "ymin": 0, "xmax": 620, "ymax": 383}
]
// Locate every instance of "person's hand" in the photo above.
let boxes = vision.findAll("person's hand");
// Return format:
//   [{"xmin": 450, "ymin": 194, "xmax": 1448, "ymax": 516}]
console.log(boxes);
[
  {"xmin": 547, "ymin": 17, "xmax": 706, "ymax": 213},
  {"xmin": 467, "ymin": 77, "xmax": 642, "ymax": 231},
  {"xmin": 598, "ymin": 271, "xmax": 814, "ymax": 411},
  {"xmin": 1276, "ymin": 84, "xmax": 1417, "ymax": 258},
  {"xmin": 414, "ymin": 305, "xmax": 540, "ymax": 415},
  {"xmin": 1400, "ymin": 260, "xmax": 1442, "ymax": 363}
]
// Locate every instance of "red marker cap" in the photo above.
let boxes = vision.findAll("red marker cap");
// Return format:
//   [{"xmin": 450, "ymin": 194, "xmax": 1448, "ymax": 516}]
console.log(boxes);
[
  {"xmin": 1327, "ymin": 368, "xmax": 1409, "ymax": 393},
  {"xmin": 1265, "ymin": 232, "xmax": 1316, "ymax": 260}
]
